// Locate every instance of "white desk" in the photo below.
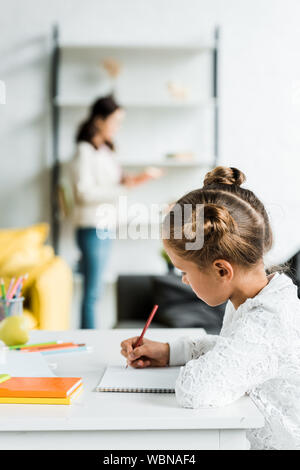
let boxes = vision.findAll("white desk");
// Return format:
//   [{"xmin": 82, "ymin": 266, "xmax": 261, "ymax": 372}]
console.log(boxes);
[{"xmin": 0, "ymin": 329, "xmax": 264, "ymax": 450}]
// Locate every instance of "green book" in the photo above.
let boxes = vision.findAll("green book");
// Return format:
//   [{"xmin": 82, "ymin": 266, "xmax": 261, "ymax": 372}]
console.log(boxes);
[{"xmin": 0, "ymin": 374, "xmax": 10, "ymax": 384}]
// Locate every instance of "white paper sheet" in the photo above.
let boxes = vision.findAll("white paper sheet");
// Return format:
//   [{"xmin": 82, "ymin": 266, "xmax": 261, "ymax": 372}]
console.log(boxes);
[{"xmin": 0, "ymin": 351, "xmax": 56, "ymax": 377}]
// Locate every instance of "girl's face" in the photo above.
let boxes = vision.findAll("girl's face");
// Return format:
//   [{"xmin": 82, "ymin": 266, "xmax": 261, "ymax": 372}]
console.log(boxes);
[
  {"xmin": 96, "ymin": 109, "xmax": 125, "ymax": 141},
  {"xmin": 163, "ymin": 241, "xmax": 233, "ymax": 306}
]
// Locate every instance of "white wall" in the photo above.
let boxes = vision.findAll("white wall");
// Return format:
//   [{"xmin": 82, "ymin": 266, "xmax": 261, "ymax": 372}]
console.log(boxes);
[{"xmin": 1, "ymin": 0, "xmax": 300, "ymax": 271}]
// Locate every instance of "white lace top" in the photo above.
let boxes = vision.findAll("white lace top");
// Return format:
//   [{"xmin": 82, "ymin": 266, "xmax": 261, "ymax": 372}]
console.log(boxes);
[{"xmin": 169, "ymin": 273, "xmax": 300, "ymax": 450}]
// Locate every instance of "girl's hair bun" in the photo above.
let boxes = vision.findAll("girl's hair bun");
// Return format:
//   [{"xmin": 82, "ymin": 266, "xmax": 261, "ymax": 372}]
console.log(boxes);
[
  {"xmin": 204, "ymin": 166, "xmax": 246, "ymax": 187},
  {"xmin": 204, "ymin": 203, "xmax": 236, "ymax": 239}
]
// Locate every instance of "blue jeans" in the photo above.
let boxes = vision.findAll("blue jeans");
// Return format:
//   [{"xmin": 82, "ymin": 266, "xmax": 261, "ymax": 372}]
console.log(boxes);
[{"xmin": 76, "ymin": 228, "xmax": 112, "ymax": 329}]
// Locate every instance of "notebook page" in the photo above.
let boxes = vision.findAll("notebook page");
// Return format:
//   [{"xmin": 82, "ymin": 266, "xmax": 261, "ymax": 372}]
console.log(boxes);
[{"xmin": 96, "ymin": 366, "xmax": 180, "ymax": 392}]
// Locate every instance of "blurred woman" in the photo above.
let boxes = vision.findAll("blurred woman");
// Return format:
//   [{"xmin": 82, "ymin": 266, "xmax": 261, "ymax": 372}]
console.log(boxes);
[{"xmin": 73, "ymin": 95, "xmax": 158, "ymax": 328}]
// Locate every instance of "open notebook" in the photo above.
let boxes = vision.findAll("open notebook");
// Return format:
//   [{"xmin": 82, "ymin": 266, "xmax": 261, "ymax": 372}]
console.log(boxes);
[{"xmin": 96, "ymin": 366, "xmax": 180, "ymax": 393}]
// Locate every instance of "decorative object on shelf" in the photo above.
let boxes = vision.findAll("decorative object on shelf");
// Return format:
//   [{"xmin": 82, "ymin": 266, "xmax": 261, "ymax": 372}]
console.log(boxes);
[
  {"xmin": 102, "ymin": 57, "xmax": 123, "ymax": 78},
  {"xmin": 165, "ymin": 152, "xmax": 195, "ymax": 162},
  {"xmin": 167, "ymin": 80, "xmax": 190, "ymax": 101}
]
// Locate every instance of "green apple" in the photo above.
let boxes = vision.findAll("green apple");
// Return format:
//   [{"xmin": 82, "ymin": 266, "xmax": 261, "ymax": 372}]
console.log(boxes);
[{"xmin": 0, "ymin": 315, "xmax": 29, "ymax": 346}]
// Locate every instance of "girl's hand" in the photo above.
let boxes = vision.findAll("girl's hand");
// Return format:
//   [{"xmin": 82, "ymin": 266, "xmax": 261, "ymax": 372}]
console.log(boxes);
[{"xmin": 120, "ymin": 337, "xmax": 170, "ymax": 368}]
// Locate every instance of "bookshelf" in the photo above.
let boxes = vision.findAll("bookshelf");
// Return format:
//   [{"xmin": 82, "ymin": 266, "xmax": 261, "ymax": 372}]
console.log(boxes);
[{"xmin": 50, "ymin": 26, "xmax": 220, "ymax": 253}]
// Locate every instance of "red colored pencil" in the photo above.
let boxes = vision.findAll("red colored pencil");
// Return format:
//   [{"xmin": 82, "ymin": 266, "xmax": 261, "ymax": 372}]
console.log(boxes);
[
  {"xmin": 126, "ymin": 304, "xmax": 159, "ymax": 367},
  {"xmin": 133, "ymin": 304, "xmax": 159, "ymax": 348},
  {"xmin": 20, "ymin": 343, "xmax": 77, "ymax": 352}
]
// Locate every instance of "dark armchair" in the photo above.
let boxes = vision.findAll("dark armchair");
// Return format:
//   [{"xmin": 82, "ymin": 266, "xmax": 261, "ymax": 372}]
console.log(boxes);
[{"xmin": 116, "ymin": 273, "xmax": 226, "ymax": 334}]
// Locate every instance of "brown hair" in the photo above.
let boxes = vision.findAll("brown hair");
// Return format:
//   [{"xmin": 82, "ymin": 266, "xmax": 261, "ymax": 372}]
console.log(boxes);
[
  {"xmin": 90, "ymin": 94, "xmax": 121, "ymax": 119},
  {"xmin": 163, "ymin": 166, "xmax": 273, "ymax": 269},
  {"xmin": 76, "ymin": 94, "xmax": 122, "ymax": 151},
  {"xmin": 76, "ymin": 117, "xmax": 99, "ymax": 147}
]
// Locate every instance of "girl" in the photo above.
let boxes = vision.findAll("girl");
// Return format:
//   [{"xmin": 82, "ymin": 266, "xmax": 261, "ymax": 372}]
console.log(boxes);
[
  {"xmin": 73, "ymin": 95, "xmax": 158, "ymax": 328},
  {"xmin": 121, "ymin": 166, "xmax": 300, "ymax": 450}
]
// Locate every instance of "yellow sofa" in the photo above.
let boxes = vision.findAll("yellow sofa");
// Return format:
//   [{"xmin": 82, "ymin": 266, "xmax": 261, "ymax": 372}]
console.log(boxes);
[{"xmin": 0, "ymin": 224, "xmax": 72, "ymax": 330}]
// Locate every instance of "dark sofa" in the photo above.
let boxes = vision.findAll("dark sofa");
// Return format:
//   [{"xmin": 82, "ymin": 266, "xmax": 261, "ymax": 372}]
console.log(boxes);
[{"xmin": 116, "ymin": 273, "xmax": 226, "ymax": 333}]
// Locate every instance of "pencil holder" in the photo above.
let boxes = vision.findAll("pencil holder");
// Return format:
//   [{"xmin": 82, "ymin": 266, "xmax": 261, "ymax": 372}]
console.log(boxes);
[{"xmin": 0, "ymin": 297, "xmax": 24, "ymax": 322}]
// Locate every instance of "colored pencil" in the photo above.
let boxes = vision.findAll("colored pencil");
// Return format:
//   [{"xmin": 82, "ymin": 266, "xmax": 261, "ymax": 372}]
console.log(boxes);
[
  {"xmin": 0, "ymin": 278, "xmax": 6, "ymax": 300},
  {"xmin": 41, "ymin": 346, "xmax": 89, "ymax": 356},
  {"xmin": 14, "ymin": 273, "xmax": 28, "ymax": 298},
  {"xmin": 20, "ymin": 342, "xmax": 78, "ymax": 353},
  {"xmin": 10, "ymin": 341, "xmax": 59, "ymax": 350},
  {"xmin": 126, "ymin": 304, "xmax": 159, "ymax": 368},
  {"xmin": 133, "ymin": 305, "xmax": 159, "ymax": 348},
  {"xmin": 14, "ymin": 284, "xmax": 22, "ymax": 298},
  {"xmin": 7, "ymin": 276, "xmax": 23, "ymax": 301},
  {"xmin": 0, "ymin": 278, "xmax": 9, "ymax": 317},
  {"xmin": 6, "ymin": 278, "xmax": 15, "ymax": 298}
]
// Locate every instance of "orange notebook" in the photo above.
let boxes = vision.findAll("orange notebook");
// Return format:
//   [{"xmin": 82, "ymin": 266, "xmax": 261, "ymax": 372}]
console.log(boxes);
[
  {"xmin": 0, "ymin": 377, "xmax": 82, "ymax": 398},
  {"xmin": 0, "ymin": 385, "xmax": 83, "ymax": 404}
]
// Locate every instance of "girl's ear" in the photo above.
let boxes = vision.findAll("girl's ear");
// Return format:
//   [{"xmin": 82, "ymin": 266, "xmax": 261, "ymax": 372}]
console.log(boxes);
[{"xmin": 213, "ymin": 259, "xmax": 234, "ymax": 281}]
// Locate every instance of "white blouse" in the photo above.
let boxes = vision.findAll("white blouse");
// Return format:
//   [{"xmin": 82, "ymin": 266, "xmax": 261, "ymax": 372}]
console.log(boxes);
[
  {"xmin": 169, "ymin": 272, "xmax": 300, "ymax": 450},
  {"xmin": 72, "ymin": 142, "xmax": 124, "ymax": 228}
]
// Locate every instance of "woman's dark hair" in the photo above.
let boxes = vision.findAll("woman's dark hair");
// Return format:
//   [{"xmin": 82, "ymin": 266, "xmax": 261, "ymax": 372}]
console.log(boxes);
[
  {"xmin": 76, "ymin": 117, "xmax": 99, "ymax": 147},
  {"xmin": 76, "ymin": 94, "xmax": 121, "ymax": 150},
  {"xmin": 90, "ymin": 94, "xmax": 121, "ymax": 119}
]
